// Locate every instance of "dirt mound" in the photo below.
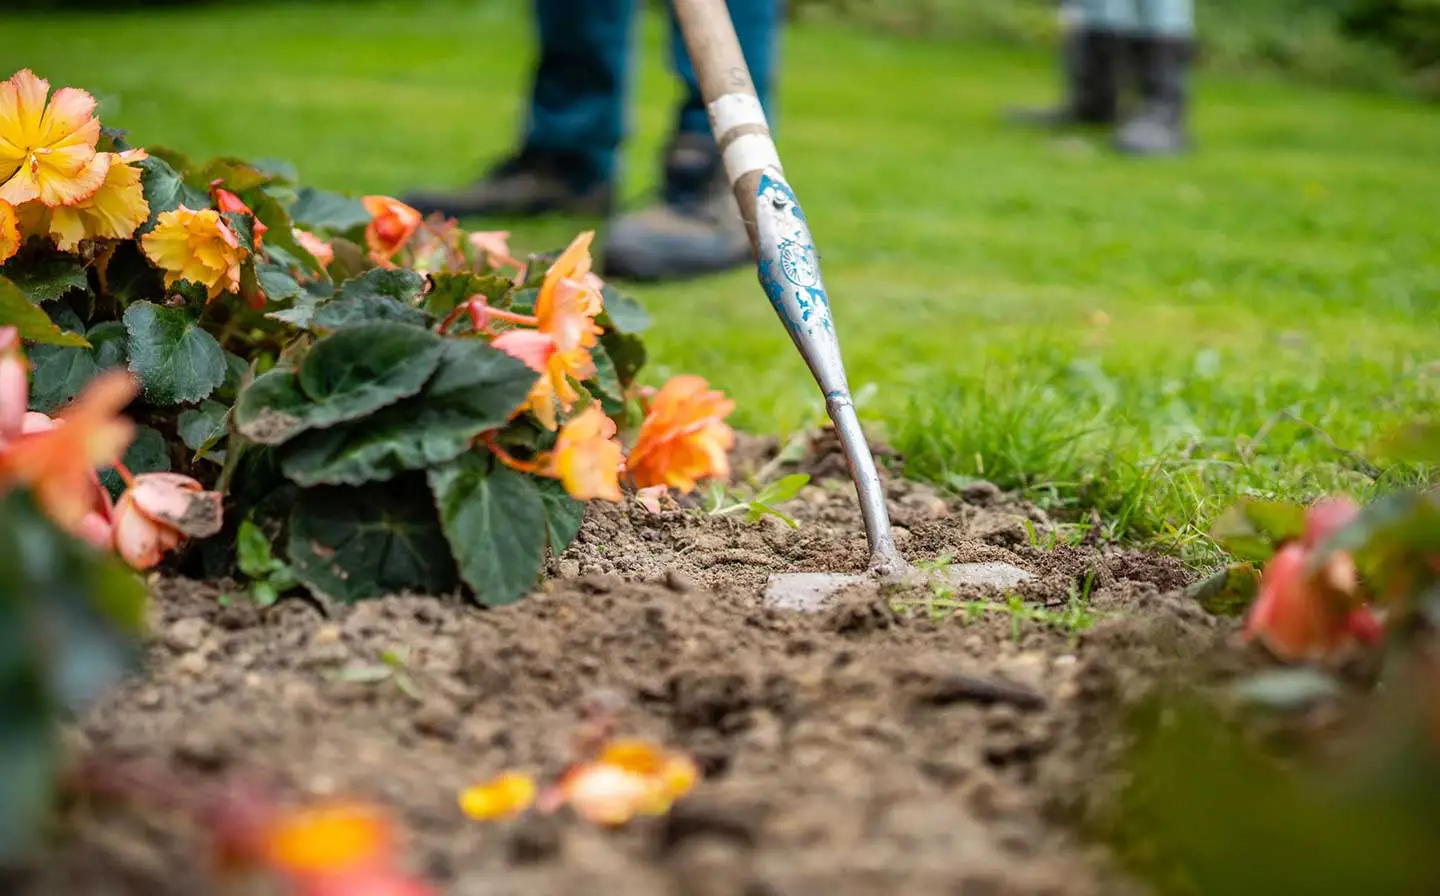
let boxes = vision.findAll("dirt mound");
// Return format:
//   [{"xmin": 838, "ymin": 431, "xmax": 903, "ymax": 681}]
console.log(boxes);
[{"xmin": 19, "ymin": 437, "xmax": 1236, "ymax": 896}]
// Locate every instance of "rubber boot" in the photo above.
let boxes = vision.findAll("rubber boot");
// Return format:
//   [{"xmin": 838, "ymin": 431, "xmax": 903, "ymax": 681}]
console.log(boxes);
[
  {"xmin": 399, "ymin": 149, "xmax": 614, "ymax": 219},
  {"xmin": 1005, "ymin": 28, "xmax": 1122, "ymax": 128},
  {"xmin": 1113, "ymin": 35, "xmax": 1193, "ymax": 156},
  {"xmin": 598, "ymin": 133, "xmax": 751, "ymax": 282}
]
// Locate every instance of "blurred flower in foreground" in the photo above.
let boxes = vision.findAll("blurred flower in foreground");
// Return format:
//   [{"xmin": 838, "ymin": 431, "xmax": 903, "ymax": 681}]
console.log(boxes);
[
  {"xmin": 551, "ymin": 402, "xmax": 624, "ymax": 502},
  {"xmin": 458, "ymin": 772, "xmax": 536, "ymax": 822},
  {"xmin": 1244, "ymin": 496, "xmax": 1383, "ymax": 662},
  {"xmin": 363, "ymin": 195, "xmax": 422, "ymax": 267}
]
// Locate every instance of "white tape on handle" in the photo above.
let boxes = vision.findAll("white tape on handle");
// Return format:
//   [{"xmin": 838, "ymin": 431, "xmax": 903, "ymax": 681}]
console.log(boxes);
[
  {"xmin": 721, "ymin": 133, "xmax": 783, "ymax": 184},
  {"xmin": 708, "ymin": 92, "xmax": 768, "ymax": 137}
]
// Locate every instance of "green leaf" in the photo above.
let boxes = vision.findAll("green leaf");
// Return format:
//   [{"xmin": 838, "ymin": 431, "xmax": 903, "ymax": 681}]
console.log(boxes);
[
  {"xmin": 255, "ymin": 261, "xmax": 304, "ymax": 304},
  {"xmin": 754, "ymin": 473, "xmax": 810, "ymax": 507},
  {"xmin": 247, "ymin": 191, "xmax": 320, "ymax": 272},
  {"xmin": 428, "ymin": 455, "xmax": 548, "ymax": 606},
  {"xmin": 290, "ymin": 187, "xmax": 371, "ymax": 232},
  {"xmin": 123, "ymin": 301, "xmax": 227, "ymax": 405},
  {"xmin": 26, "ymin": 319, "xmax": 127, "ymax": 413},
  {"xmin": 1183, "ymin": 562, "xmax": 1262, "ymax": 618},
  {"xmin": 1208, "ymin": 498, "xmax": 1308, "ymax": 564},
  {"xmin": 236, "ymin": 519, "xmax": 277, "ymax": 579},
  {"xmin": 423, "ymin": 272, "xmax": 512, "ymax": 318},
  {"xmin": 178, "ymin": 399, "xmax": 230, "ymax": 452},
  {"xmin": 101, "ymin": 241, "xmax": 165, "ymax": 305},
  {"xmin": 599, "ymin": 329, "xmax": 647, "ymax": 389},
  {"xmin": 286, "ymin": 477, "xmax": 457, "ymax": 603},
  {"xmin": 233, "ymin": 323, "xmax": 445, "ymax": 445},
  {"xmin": 193, "ymin": 156, "xmax": 274, "ymax": 194},
  {"xmin": 310, "ymin": 294, "xmax": 431, "ymax": 331},
  {"xmin": 0, "ymin": 276, "xmax": 88, "ymax": 347},
  {"xmin": 338, "ymin": 268, "xmax": 425, "ymax": 305},
  {"xmin": 598, "ymin": 286, "xmax": 653, "ymax": 334},
  {"xmin": 536, "ymin": 476, "xmax": 584, "ymax": 555},
  {"xmin": 98, "ymin": 425, "xmax": 171, "ymax": 500},
  {"xmin": 0, "ymin": 255, "xmax": 90, "ymax": 305},
  {"xmin": 277, "ymin": 338, "xmax": 537, "ymax": 486},
  {"xmin": 136, "ymin": 154, "xmax": 209, "ymax": 232},
  {"xmin": 587, "ymin": 343, "xmax": 626, "ymax": 417}
]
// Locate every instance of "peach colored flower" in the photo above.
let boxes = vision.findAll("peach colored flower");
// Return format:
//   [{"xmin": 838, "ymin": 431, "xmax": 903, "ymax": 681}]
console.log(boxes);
[
  {"xmin": 626, "ymin": 376, "xmax": 735, "ymax": 493},
  {"xmin": 211, "ymin": 181, "xmax": 267, "ymax": 248},
  {"xmin": 535, "ymin": 231, "xmax": 603, "ymax": 353},
  {"xmin": 0, "ymin": 368, "xmax": 135, "ymax": 533},
  {"xmin": 0, "ymin": 327, "xmax": 22, "ymax": 441},
  {"xmin": 292, "ymin": 869, "xmax": 437, "ymax": 896},
  {"xmin": 493, "ymin": 328, "xmax": 594, "ymax": 432},
  {"xmin": 467, "ymin": 230, "xmax": 520, "ymax": 272},
  {"xmin": 553, "ymin": 740, "xmax": 699, "ymax": 826},
  {"xmin": 294, "ymin": 228, "xmax": 334, "ymax": 268},
  {"xmin": 111, "ymin": 472, "xmax": 223, "ymax": 570},
  {"xmin": 551, "ymin": 402, "xmax": 623, "ymax": 502},
  {"xmin": 362, "ymin": 195, "xmax": 421, "ymax": 266},
  {"xmin": 0, "ymin": 69, "xmax": 109, "ymax": 208},
  {"xmin": 140, "ymin": 204, "xmax": 247, "ymax": 300},
  {"xmin": 46, "ymin": 148, "xmax": 149, "ymax": 251},
  {"xmin": 0, "ymin": 198, "xmax": 19, "ymax": 262},
  {"xmin": 458, "ymin": 772, "xmax": 536, "ymax": 822}
]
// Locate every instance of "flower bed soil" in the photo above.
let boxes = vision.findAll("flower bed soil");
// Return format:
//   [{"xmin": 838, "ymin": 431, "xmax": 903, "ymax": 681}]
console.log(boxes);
[{"xmin": 20, "ymin": 435, "xmax": 1246, "ymax": 896}]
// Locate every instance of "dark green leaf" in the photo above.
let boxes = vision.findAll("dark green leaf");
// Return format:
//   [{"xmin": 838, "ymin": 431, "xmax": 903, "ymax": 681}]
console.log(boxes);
[
  {"xmin": 123, "ymin": 301, "xmax": 227, "ymax": 405},
  {"xmin": 598, "ymin": 286, "xmax": 652, "ymax": 334},
  {"xmin": 247, "ymin": 191, "xmax": 319, "ymax": 272},
  {"xmin": 289, "ymin": 187, "xmax": 371, "ymax": 232},
  {"xmin": 338, "ymin": 268, "xmax": 425, "ymax": 305},
  {"xmin": 178, "ymin": 399, "xmax": 230, "ymax": 452},
  {"xmin": 0, "ymin": 276, "xmax": 88, "ymax": 347},
  {"xmin": 1183, "ymin": 562, "xmax": 1262, "ymax": 617},
  {"xmin": 599, "ymin": 329, "xmax": 647, "ymax": 389},
  {"xmin": 286, "ymin": 478, "xmax": 457, "ymax": 603},
  {"xmin": 428, "ymin": 455, "xmax": 548, "ymax": 606},
  {"xmin": 222, "ymin": 211, "xmax": 257, "ymax": 256},
  {"xmin": 231, "ymin": 366, "xmax": 309, "ymax": 445},
  {"xmin": 423, "ymin": 272, "xmax": 512, "ymax": 318},
  {"xmin": 536, "ymin": 476, "xmax": 584, "ymax": 555},
  {"xmin": 193, "ymin": 157, "xmax": 274, "ymax": 194},
  {"xmin": 0, "ymin": 255, "xmax": 89, "ymax": 305},
  {"xmin": 587, "ymin": 343, "xmax": 626, "ymax": 417},
  {"xmin": 294, "ymin": 321, "xmax": 443, "ymax": 416},
  {"xmin": 98, "ymin": 425, "xmax": 171, "ymax": 500},
  {"xmin": 101, "ymin": 240, "xmax": 165, "ymax": 305},
  {"xmin": 277, "ymin": 338, "xmax": 537, "ymax": 486},
  {"xmin": 136, "ymin": 155, "xmax": 209, "ymax": 233},
  {"xmin": 310, "ymin": 294, "xmax": 431, "ymax": 331}
]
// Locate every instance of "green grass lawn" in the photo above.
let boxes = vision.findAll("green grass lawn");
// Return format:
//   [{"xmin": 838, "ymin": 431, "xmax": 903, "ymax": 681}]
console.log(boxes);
[{"xmin": 6, "ymin": 0, "xmax": 1438, "ymax": 563}]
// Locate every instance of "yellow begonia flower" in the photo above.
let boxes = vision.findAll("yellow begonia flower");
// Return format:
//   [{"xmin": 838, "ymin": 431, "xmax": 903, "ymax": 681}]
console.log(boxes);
[
  {"xmin": 0, "ymin": 199, "xmax": 18, "ymax": 263},
  {"xmin": 47, "ymin": 148, "xmax": 150, "ymax": 251},
  {"xmin": 140, "ymin": 204, "xmax": 248, "ymax": 301},
  {"xmin": 0, "ymin": 69, "xmax": 109, "ymax": 208}
]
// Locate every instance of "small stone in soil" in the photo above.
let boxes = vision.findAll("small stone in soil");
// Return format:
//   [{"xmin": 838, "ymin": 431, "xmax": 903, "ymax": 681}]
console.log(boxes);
[{"xmin": 764, "ymin": 562, "xmax": 1035, "ymax": 612}]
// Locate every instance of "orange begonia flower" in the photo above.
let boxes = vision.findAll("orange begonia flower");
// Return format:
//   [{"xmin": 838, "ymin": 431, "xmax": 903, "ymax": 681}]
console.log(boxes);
[
  {"xmin": 46, "ymin": 148, "xmax": 150, "ymax": 251},
  {"xmin": 140, "ymin": 205, "xmax": 247, "ymax": 300},
  {"xmin": 362, "ymin": 196, "xmax": 421, "ymax": 267},
  {"xmin": 0, "ymin": 69, "xmax": 109, "ymax": 208},
  {"xmin": 551, "ymin": 402, "xmax": 623, "ymax": 502},
  {"xmin": 0, "ymin": 368, "xmax": 135, "ymax": 533},
  {"xmin": 555, "ymin": 740, "xmax": 699, "ymax": 826},
  {"xmin": 260, "ymin": 801, "xmax": 394, "ymax": 879},
  {"xmin": 0, "ymin": 198, "xmax": 19, "ymax": 263},
  {"xmin": 292, "ymin": 868, "xmax": 438, "ymax": 896},
  {"xmin": 111, "ymin": 471, "xmax": 223, "ymax": 570},
  {"xmin": 211, "ymin": 181, "xmax": 268, "ymax": 247},
  {"xmin": 492, "ymin": 328, "xmax": 593, "ymax": 432},
  {"xmin": 458, "ymin": 772, "xmax": 537, "ymax": 822},
  {"xmin": 0, "ymin": 326, "xmax": 24, "ymax": 440},
  {"xmin": 626, "ymin": 375, "xmax": 735, "ymax": 493},
  {"xmin": 294, "ymin": 228, "xmax": 335, "ymax": 269},
  {"xmin": 535, "ymin": 231, "xmax": 603, "ymax": 353}
]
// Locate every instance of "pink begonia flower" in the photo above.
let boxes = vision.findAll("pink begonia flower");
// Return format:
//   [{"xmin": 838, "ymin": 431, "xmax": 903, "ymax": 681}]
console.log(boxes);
[{"xmin": 111, "ymin": 472, "xmax": 223, "ymax": 570}]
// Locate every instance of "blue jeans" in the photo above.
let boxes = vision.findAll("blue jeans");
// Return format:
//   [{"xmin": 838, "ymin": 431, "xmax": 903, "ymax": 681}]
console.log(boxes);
[
  {"xmin": 524, "ymin": 0, "xmax": 783, "ymax": 187},
  {"xmin": 1079, "ymin": 0, "xmax": 1194, "ymax": 38}
]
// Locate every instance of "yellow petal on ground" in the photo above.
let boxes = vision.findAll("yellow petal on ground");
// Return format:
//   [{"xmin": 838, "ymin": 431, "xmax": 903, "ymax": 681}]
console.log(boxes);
[{"xmin": 459, "ymin": 772, "xmax": 536, "ymax": 822}]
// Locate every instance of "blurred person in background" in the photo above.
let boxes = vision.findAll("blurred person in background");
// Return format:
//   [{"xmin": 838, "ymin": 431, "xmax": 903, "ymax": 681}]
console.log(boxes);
[
  {"xmin": 1006, "ymin": 0, "xmax": 1195, "ymax": 156},
  {"xmin": 402, "ymin": 0, "xmax": 783, "ymax": 282}
]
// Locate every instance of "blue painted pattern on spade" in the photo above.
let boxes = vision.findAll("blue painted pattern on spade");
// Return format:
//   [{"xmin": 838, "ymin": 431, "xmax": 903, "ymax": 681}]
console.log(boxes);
[{"xmin": 754, "ymin": 173, "xmax": 834, "ymax": 338}]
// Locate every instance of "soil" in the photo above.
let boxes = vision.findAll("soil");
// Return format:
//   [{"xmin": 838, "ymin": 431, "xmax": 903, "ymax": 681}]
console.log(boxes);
[{"xmin": 19, "ymin": 432, "xmax": 1252, "ymax": 896}]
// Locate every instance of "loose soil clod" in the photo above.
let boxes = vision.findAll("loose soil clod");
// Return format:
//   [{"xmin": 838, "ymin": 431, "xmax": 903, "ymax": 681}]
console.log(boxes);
[{"xmin": 21, "ymin": 437, "xmax": 1234, "ymax": 896}]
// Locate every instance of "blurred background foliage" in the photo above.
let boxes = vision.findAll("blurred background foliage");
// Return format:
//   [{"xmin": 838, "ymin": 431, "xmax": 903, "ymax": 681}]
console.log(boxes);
[{"xmin": 11, "ymin": 0, "xmax": 1437, "ymax": 98}]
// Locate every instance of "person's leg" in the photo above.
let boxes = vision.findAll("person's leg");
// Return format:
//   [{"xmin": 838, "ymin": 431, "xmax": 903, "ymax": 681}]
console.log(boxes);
[
  {"xmin": 402, "ymin": 0, "xmax": 634, "ymax": 219},
  {"xmin": 1113, "ymin": 0, "xmax": 1195, "ymax": 155},
  {"xmin": 600, "ymin": 0, "xmax": 784, "ymax": 282},
  {"xmin": 1004, "ymin": 0, "xmax": 1126, "ymax": 129}
]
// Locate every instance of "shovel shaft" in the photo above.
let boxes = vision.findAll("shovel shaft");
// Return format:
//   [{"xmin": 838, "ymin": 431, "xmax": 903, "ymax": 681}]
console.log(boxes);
[{"xmin": 671, "ymin": 0, "xmax": 903, "ymax": 574}]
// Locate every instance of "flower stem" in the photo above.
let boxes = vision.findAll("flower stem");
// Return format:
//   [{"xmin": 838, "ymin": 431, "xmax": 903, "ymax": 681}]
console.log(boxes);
[{"xmin": 479, "ymin": 432, "xmax": 551, "ymax": 477}]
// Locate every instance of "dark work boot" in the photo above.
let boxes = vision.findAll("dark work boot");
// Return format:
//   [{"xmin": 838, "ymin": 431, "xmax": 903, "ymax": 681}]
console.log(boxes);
[
  {"xmin": 399, "ymin": 148, "xmax": 614, "ymax": 219},
  {"xmin": 1004, "ymin": 28, "xmax": 1122, "ymax": 128},
  {"xmin": 1113, "ymin": 36, "xmax": 1193, "ymax": 156},
  {"xmin": 598, "ymin": 133, "xmax": 751, "ymax": 283}
]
